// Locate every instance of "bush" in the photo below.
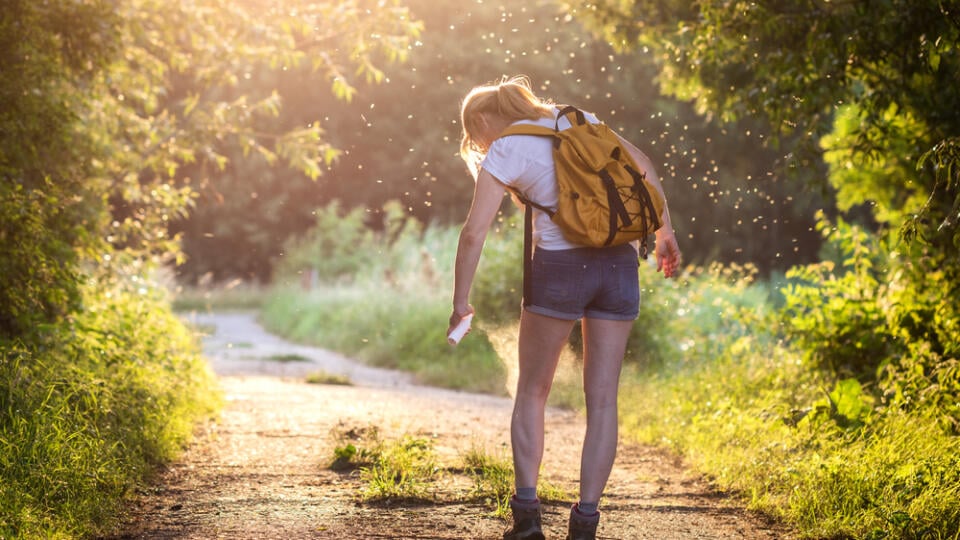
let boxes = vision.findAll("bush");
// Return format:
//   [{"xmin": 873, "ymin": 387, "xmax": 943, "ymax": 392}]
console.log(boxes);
[
  {"xmin": 0, "ymin": 277, "xmax": 221, "ymax": 538},
  {"xmin": 470, "ymin": 212, "xmax": 524, "ymax": 325},
  {"xmin": 781, "ymin": 214, "xmax": 898, "ymax": 378},
  {"xmin": 781, "ymin": 213, "xmax": 960, "ymax": 431},
  {"xmin": 273, "ymin": 200, "xmax": 379, "ymax": 284},
  {"xmin": 618, "ymin": 259, "xmax": 960, "ymax": 539},
  {"xmin": 264, "ymin": 201, "xmax": 509, "ymax": 392}
]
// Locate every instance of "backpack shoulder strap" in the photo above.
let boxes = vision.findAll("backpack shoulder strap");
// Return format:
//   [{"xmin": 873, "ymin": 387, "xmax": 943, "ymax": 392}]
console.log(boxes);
[
  {"xmin": 556, "ymin": 105, "xmax": 587, "ymax": 127},
  {"xmin": 497, "ymin": 123, "xmax": 557, "ymax": 139}
]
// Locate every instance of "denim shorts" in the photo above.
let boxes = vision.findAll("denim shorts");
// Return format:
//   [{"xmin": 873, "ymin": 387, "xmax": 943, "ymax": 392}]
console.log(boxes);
[{"xmin": 525, "ymin": 244, "xmax": 640, "ymax": 321}]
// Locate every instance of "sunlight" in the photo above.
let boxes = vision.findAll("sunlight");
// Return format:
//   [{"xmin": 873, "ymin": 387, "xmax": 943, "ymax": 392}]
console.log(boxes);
[
  {"xmin": 484, "ymin": 323, "xmax": 520, "ymax": 398},
  {"xmin": 483, "ymin": 321, "xmax": 582, "ymax": 406}
]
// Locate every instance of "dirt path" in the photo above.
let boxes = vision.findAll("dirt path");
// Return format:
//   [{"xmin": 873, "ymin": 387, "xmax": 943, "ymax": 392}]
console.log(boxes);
[{"xmin": 104, "ymin": 312, "xmax": 792, "ymax": 540}]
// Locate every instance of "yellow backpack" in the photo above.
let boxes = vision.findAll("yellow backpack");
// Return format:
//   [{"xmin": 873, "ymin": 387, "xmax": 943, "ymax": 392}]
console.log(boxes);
[{"xmin": 497, "ymin": 105, "xmax": 665, "ymax": 258}]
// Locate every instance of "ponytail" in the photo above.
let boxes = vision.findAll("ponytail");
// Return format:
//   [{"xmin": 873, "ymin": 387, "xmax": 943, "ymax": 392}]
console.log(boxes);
[{"xmin": 459, "ymin": 75, "xmax": 554, "ymax": 176}]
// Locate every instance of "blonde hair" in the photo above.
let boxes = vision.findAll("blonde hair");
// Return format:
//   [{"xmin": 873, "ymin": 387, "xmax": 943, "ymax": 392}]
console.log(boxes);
[{"xmin": 459, "ymin": 75, "xmax": 554, "ymax": 175}]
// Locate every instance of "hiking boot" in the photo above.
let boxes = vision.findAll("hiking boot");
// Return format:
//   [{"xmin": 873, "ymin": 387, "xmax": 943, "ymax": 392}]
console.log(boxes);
[
  {"xmin": 503, "ymin": 496, "xmax": 544, "ymax": 540},
  {"xmin": 565, "ymin": 504, "xmax": 600, "ymax": 540}
]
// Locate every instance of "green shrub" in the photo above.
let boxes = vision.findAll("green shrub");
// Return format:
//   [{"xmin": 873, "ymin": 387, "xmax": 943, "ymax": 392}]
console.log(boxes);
[
  {"xmin": 622, "ymin": 260, "xmax": 773, "ymax": 369},
  {"xmin": 470, "ymin": 212, "xmax": 524, "ymax": 325},
  {"xmin": 781, "ymin": 214, "xmax": 897, "ymax": 378},
  {"xmin": 263, "ymin": 200, "xmax": 518, "ymax": 393},
  {"xmin": 273, "ymin": 200, "xmax": 378, "ymax": 283},
  {"xmin": 781, "ymin": 213, "xmax": 960, "ymax": 430},
  {"xmin": 0, "ymin": 278, "xmax": 221, "ymax": 538},
  {"xmin": 262, "ymin": 282, "xmax": 505, "ymax": 393},
  {"xmin": 359, "ymin": 436, "xmax": 439, "ymax": 501}
]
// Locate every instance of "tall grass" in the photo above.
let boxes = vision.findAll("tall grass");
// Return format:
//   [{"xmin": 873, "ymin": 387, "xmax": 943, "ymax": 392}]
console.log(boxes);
[
  {"xmin": 171, "ymin": 280, "xmax": 269, "ymax": 312},
  {"xmin": 262, "ymin": 202, "xmax": 516, "ymax": 393},
  {"xmin": 263, "ymin": 281, "xmax": 506, "ymax": 392},
  {"xmin": 0, "ymin": 277, "xmax": 221, "ymax": 538}
]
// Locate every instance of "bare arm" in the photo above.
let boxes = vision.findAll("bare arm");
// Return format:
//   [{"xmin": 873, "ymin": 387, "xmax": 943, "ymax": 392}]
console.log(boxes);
[
  {"xmin": 616, "ymin": 133, "xmax": 682, "ymax": 278},
  {"xmin": 449, "ymin": 169, "xmax": 507, "ymax": 332}
]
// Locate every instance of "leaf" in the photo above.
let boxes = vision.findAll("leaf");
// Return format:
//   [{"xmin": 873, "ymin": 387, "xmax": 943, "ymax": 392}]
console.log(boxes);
[
  {"xmin": 182, "ymin": 93, "xmax": 200, "ymax": 117},
  {"xmin": 829, "ymin": 378, "xmax": 871, "ymax": 427}
]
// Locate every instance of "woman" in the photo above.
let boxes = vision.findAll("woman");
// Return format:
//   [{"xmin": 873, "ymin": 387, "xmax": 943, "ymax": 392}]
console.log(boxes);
[{"xmin": 448, "ymin": 76, "xmax": 681, "ymax": 540}]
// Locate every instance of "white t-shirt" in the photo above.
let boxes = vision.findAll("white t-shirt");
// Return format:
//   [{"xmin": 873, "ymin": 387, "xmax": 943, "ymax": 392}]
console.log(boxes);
[{"xmin": 481, "ymin": 107, "xmax": 600, "ymax": 250}]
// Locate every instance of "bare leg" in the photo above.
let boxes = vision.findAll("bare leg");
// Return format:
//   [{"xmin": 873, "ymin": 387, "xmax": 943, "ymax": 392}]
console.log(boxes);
[
  {"xmin": 511, "ymin": 310, "xmax": 576, "ymax": 492},
  {"xmin": 578, "ymin": 317, "xmax": 632, "ymax": 504}
]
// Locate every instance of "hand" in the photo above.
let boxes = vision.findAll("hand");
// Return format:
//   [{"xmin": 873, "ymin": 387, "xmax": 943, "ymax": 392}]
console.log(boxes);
[
  {"xmin": 448, "ymin": 304, "xmax": 475, "ymax": 336},
  {"xmin": 655, "ymin": 230, "xmax": 681, "ymax": 278}
]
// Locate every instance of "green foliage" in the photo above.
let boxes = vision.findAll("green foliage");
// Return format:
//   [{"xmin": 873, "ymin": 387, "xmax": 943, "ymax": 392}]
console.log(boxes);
[
  {"xmin": 795, "ymin": 378, "xmax": 874, "ymax": 432},
  {"xmin": 329, "ymin": 424, "xmax": 382, "ymax": 471},
  {"xmin": 156, "ymin": 0, "xmax": 422, "ymax": 283},
  {"xmin": 461, "ymin": 444, "xmax": 573, "ymax": 517},
  {"xmin": 781, "ymin": 212, "xmax": 960, "ymax": 432},
  {"xmin": 273, "ymin": 201, "xmax": 382, "ymax": 283},
  {"xmin": 463, "ymin": 446, "xmax": 514, "ymax": 516},
  {"xmin": 471, "ymin": 212, "xmax": 524, "ymax": 325},
  {"xmin": 0, "ymin": 279, "xmax": 220, "ymax": 538},
  {"xmin": 822, "ymin": 103, "xmax": 932, "ymax": 226},
  {"xmin": 2, "ymin": 0, "xmax": 422, "ymax": 301},
  {"xmin": 263, "ymin": 201, "xmax": 507, "ymax": 393},
  {"xmin": 360, "ymin": 436, "xmax": 439, "ymax": 501},
  {"xmin": 328, "ymin": 424, "xmax": 440, "ymax": 501},
  {"xmin": 3, "ymin": 0, "xmax": 422, "ymax": 327},
  {"xmin": 0, "ymin": 0, "xmax": 115, "ymax": 339},
  {"xmin": 781, "ymin": 213, "xmax": 896, "ymax": 377},
  {"xmin": 571, "ymin": 0, "xmax": 960, "ymax": 147},
  {"xmin": 0, "ymin": 181, "xmax": 85, "ymax": 340},
  {"xmin": 629, "ymin": 260, "xmax": 773, "ymax": 369},
  {"xmin": 618, "ymin": 270, "xmax": 960, "ymax": 540}
]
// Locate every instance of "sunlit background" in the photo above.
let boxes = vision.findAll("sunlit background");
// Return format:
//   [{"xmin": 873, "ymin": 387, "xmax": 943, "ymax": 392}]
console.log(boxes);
[{"xmin": 168, "ymin": 0, "xmax": 824, "ymax": 284}]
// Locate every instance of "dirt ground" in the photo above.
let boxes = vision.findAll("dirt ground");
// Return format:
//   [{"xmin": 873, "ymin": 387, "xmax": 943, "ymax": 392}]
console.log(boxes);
[{"xmin": 103, "ymin": 312, "xmax": 793, "ymax": 540}]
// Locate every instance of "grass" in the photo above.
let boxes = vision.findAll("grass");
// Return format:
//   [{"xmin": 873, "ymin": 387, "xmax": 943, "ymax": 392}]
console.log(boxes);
[
  {"xmin": 171, "ymin": 279, "xmax": 269, "ymax": 312},
  {"xmin": 619, "ymin": 341, "xmax": 960, "ymax": 539},
  {"xmin": 359, "ymin": 436, "xmax": 440, "ymax": 501},
  {"xmin": 262, "ymin": 282, "xmax": 507, "ymax": 394},
  {"xmin": 266, "ymin": 353, "xmax": 310, "ymax": 363},
  {"xmin": 305, "ymin": 371, "xmax": 352, "ymax": 385},
  {"xmin": 0, "ymin": 279, "xmax": 221, "ymax": 539},
  {"xmin": 616, "ymin": 270, "xmax": 960, "ymax": 540},
  {"xmin": 328, "ymin": 424, "xmax": 439, "ymax": 501},
  {"xmin": 329, "ymin": 427, "xmax": 573, "ymax": 517},
  {"xmin": 463, "ymin": 445, "xmax": 514, "ymax": 514}
]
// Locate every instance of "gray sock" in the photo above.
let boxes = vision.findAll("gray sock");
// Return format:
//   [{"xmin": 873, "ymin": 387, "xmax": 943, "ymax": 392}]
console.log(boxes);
[
  {"xmin": 576, "ymin": 501, "xmax": 599, "ymax": 515},
  {"xmin": 515, "ymin": 487, "xmax": 537, "ymax": 501}
]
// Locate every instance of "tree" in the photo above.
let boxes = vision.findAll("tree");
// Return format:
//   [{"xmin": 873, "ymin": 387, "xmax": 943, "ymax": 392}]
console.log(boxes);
[
  {"xmin": 563, "ymin": 0, "xmax": 959, "ymax": 249},
  {"xmin": 0, "ymin": 0, "xmax": 118, "ymax": 338},
  {"xmin": 92, "ymin": 0, "xmax": 422, "ymax": 264},
  {"xmin": 172, "ymin": 0, "xmax": 827, "ymax": 283},
  {"xmin": 0, "ymin": 0, "xmax": 422, "ymax": 337},
  {"xmin": 563, "ymin": 0, "xmax": 960, "ymax": 389}
]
